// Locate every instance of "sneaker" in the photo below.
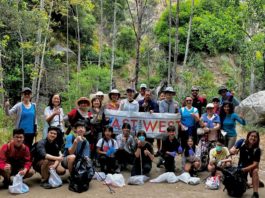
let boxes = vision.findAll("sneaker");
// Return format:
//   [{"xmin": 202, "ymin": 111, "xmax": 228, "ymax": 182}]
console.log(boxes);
[
  {"xmin": 40, "ymin": 181, "xmax": 52, "ymax": 189},
  {"xmin": 251, "ymin": 192, "xmax": 259, "ymax": 198}
]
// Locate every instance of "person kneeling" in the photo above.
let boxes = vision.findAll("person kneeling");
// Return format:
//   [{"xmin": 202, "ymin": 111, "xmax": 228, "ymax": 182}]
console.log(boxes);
[
  {"xmin": 0, "ymin": 129, "xmax": 34, "ymax": 188},
  {"xmin": 208, "ymin": 138, "xmax": 231, "ymax": 177},
  {"xmin": 131, "ymin": 130, "xmax": 154, "ymax": 176},
  {"xmin": 159, "ymin": 126, "xmax": 182, "ymax": 172},
  {"xmin": 183, "ymin": 137, "xmax": 201, "ymax": 176},
  {"xmin": 62, "ymin": 121, "xmax": 90, "ymax": 175},
  {"xmin": 33, "ymin": 126, "xmax": 65, "ymax": 189},
  {"xmin": 115, "ymin": 123, "xmax": 136, "ymax": 172},
  {"xmin": 97, "ymin": 126, "xmax": 118, "ymax": 174}
]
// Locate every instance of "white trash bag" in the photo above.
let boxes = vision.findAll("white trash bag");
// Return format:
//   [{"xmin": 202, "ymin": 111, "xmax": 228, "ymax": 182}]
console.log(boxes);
[
  {"xmin": 105, "ymin": 174, "xmax": 125, "ymax": 187},
  {"xmin": 128, "ymin": 175, "xmax": 149, "ymax": 185},
  {"xmin": 8, "ymin": 174, "xmax": 29, "ymax": 194},
  {"xmin": 188, "ymin": 177, "xmax": 200, "ymax": 185},
  {"xmin": 150, "ymin": 172, "xmax": 179, "ymax": 183},
  {"xmin": 205, "ymin": 176, "xmax": 220, "ymax": 190},
  {"xmin": 178, "ymin": 172, "xmax": 191, "ymax": 184},
  {"xmin": 48, "ymin": 168, "xmax": 62, "ymax": 188},
  {"xmin": 93, "ymin": 172, "xmax": 106, "ymax": 181}
]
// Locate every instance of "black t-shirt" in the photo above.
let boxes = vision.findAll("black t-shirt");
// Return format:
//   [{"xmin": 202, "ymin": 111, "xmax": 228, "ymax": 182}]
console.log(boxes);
[
  {"xmin": 238, "ymin": 144, "xmax": 261, "ymax": 168},
  {"xmin": 161, "ymin": 137, "xmax": 180, "ymax": 155},
  {"xmin": 136, "ymin": 142, "xmax": 153, "ymax": 164}
]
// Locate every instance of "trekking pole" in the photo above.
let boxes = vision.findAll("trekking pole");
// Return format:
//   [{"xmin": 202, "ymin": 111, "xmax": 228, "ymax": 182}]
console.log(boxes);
[
  {"xmin": 140, "ymin": 150, "xmax": 143, "ymax": 175},
  {"xmin": 95, "ymin": 171, "xmax": 115, "ymax": 194}
]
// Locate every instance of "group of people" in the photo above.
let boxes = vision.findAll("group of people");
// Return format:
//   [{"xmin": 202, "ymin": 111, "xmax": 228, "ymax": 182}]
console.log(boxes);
[{"xmin": 0, "ymin": 85, "xmax": 262, "ymax": 198}]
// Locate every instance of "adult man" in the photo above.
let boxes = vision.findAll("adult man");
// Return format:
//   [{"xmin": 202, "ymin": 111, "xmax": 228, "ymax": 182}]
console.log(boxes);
[
  {"xmin": 139, "ymin": 89, "xmax": 159, "ymax": 113},
  {"xmin": 0, "ymin": 129, "xmax": 34, "ymax": 188},
  {"xmin": 218, "ymin": 85, "xmax": 239, "ymax": 107},
  {"xmin": 191, "ymin": 86, "xmax": 207, "ymax": 116},
  {"xmin": 135, "ymin": 83, "xmax": 147, "ymax": 102},
  {"xmin": 62, "ymin": 121, "xmax": 90, "ymax": 174},
  {"xmin": 33, "ymin": 126, "xmax": 65, "ymax": 189},
  {"xmin": 159, "ymin": 87, "xmax": 178, "ymax": 113}
]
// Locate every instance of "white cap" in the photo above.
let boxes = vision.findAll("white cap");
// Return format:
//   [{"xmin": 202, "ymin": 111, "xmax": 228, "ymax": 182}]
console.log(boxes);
[
  {"xmin": 206, "ymin": 103, "xmax": 214, "ymax": 108},
  {"xmin": 140, "ymin": 83, "xmax": 147, "ymax": 89},
  {"xmin": 164, "ymin": 86, "xmax": 176, "ymax": 94},
  {"xmin": 109, "ymin": 89, "xmax": 120, "ymax": 94},
  {"xmin": 96, "ymin": 91, "xmax": 104, "ymax": 96}
]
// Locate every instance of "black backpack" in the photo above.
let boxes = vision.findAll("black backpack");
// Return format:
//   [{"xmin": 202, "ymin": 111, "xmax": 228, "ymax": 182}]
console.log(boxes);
[
  {"xmin": 222, "ymin": 167, "xmax": 247, "ymax": 197},
  {"xmin": 68, "ymin": 140, "xmax": 95, "ymax": 193}
]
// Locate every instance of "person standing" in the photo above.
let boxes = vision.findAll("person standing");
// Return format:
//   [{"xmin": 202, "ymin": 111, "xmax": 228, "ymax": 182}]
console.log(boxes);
[
  {"xmin": 218, "ymin": 85, "xmax": 239, "ymax": 107},
  {"xmin": 135, "ymin": 83, "xmax": 147, "ymax": 102},
  {"xmin": 119, "ymin": 87, "xmax": 139, "ymax": 112},
  {"xmin": 159, "ymin": 87, "xmax": 179, "ymax": 113},
  {"xmin": 191, "ymin": 86, "xmax": 207, "ymax": 116},
  {"xmin": 4, "ymin": 87, "xmax": 37, "ymax": 148},
  {"xmin": 105, "ymin": 89, "xmax": 121, "ymax": 110}
]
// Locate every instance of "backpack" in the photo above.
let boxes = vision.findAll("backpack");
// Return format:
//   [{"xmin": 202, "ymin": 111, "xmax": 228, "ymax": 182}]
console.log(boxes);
[
  {"xmin": 222, "ymin": 167, "xmax": 247, "ymax": 197},
  {"xmin": 68, "ymin": 141, "xmax": 95, "ymax": 193}
]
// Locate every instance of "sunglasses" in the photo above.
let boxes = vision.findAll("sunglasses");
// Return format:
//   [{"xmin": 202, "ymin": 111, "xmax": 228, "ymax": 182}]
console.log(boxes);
[{"xmin": 186, "ymin": 100, "xmax": 192, "ymax": 102}]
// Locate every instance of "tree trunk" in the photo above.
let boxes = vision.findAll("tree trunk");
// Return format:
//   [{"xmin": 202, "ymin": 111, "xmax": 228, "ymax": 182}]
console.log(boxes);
[
  {"xmin": 76, "ymin": 5, "xmax": 81, "ymax": 72},
  {"xmin": 36, "ymin": 0, "xmax": 54, "ymax": 104},
  {"xmin": 0, "ymin": 50, "xmax": 4, "ymax": 106},
  {"xmin": 135, "ymin": 37, "xmax": 141, "ymax": 88},
  {"xmin": 172, "ymin": 0, "xmax": 180, "ymax": 85},
  {"xmin": 110, "ymin": 0, "xmax": 117, "ymax": 91},
  {"xmin": 98, "ymin": 0, "xmax": 103, "ymax": 68},
  {"xmin": 66, "ymin": 0, "xmax": 70, "ymax": 85},
  {"xmin": 263, "ymin": 52, "xmax": 265, "ymax": 89},
  {"xmin": 167, "ymin": 0, "xmax": 172, "ymax": 85},
  {"xmin": 18, "ymin": 29, "xmax": 24, "ymax": 89},
  {"xmin": 32, "ymin": 0, "xmax": 44, "ymax": 100},
  {"xmin": 250, "ymin": 62, "xmax": 255, "ymax": 94},
  {"xmin": 183, "ymin": 0, "xmax": 194, "ymax": 67}
]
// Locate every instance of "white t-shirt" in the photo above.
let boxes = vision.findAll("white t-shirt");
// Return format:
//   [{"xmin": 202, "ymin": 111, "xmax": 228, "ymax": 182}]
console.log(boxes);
[{"xmin": 96, "ymin": 138, "xmax": 118, "ymax": 152}]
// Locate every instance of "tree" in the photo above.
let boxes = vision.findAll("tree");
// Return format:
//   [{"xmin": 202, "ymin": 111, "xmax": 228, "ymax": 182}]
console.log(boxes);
[
  {"xmin": 110, "ymin": 0, "xmax": 117, "ymax": 91},
  {"xmin": 167, "ymin": 0, "xmax": 172, "ymax": 85}
]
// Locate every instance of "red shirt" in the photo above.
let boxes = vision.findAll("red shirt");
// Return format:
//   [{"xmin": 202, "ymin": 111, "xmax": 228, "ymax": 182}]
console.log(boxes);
[{"xmin": 0, "ymin": 141, "xmax": 32, "ymax": 170}]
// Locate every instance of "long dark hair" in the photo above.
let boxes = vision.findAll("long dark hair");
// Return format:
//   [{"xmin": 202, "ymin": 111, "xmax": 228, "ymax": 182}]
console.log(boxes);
[
  {"xmin": 47, "ymin": 93, "xmax": 62, "ymax": 109},
  {"xmin": 245, "ymin": 131, "xmax": 260, "ymax": 149},
  {"xmin": 220, "ymin": 101, "xmax": 234, "ymax": 128},
  {"xmin": 184, "ymin": 136, "xmax": 196, "ymax": 157}
]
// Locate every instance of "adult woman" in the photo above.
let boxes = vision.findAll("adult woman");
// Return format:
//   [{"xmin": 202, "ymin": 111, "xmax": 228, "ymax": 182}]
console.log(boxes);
[
  {"xmin": 43, "ymin": 94, "xmax": 65, "ymax": 149},
  {"xmin": 220, "ymin": 101, "xmax": 246, "ymax": 149},
  {"xmin": 230, "ymin": 131, "xmax": 262, "ymax": 198},
  {"xmin": 89, "ymin": 97, "xmax": 108, "ymax": 159},
  {"xmin": 179, "ymin": 96, "xmax": 200, "ymax": 147},
  {"xmin": 105, "ymin": 89, "xmax": 120, "ymax": 110},
  {"xmin": 4, "ymin": 87, "xmax": 37, "ymax": 148},
  {"xmin": 119, "ymin": 87, "xmax": 139, "ymax": 112}
]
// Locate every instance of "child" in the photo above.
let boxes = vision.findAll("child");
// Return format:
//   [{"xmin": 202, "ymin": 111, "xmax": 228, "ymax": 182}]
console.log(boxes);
[
  {"xmin": 97, "ymin": 126, "xmax": 118, "ymax": 173},
  {"xmin": 131, "ymin": 130, "xmax": 154, "ymax": 176},
  {"xmin": 159, "ymin": 126, "xmax": 182, "ymax": 172},
  {"xmin": 116, "ymin": 123, "xmax": 136, "ymax": 171},
  {"xmin": 183, "ymin": 137, "xmax": 201, "ymax": 176}
]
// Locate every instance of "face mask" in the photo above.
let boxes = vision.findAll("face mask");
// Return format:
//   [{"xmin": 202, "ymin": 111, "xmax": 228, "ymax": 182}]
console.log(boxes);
[
  {"xmin": 138, "ymin": 136, "xmax": 145, "ymax": 142},
  {"xmin": 216, "ymin": 145, "xmax": 222, "ymax": 152}
]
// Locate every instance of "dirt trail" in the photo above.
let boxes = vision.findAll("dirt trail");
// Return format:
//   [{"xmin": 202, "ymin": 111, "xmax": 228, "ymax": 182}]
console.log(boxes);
[{"xmin": 1, "ymin": 127, "xmax": 265, "ymax": 198}]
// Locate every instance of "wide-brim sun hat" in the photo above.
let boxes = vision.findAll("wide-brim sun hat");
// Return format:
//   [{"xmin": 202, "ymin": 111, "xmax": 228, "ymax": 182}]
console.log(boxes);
[
  {"xmin": 76, "ymin": 97, "xmax": 90, "ymax": 106},
  {"xmin": 108, "ymin": 89, "xmax": 121, "ymax": 99},
  {"xmin": 164, "ymin": 86, "xmax": 176, "ymax": 95},
  {"xmin": 218, "ymin": 85, "xmax": 228, "ymax": 94},
  {"xmin": 96, "ymin": 91, "xmax": 104, "ymax": 96}
]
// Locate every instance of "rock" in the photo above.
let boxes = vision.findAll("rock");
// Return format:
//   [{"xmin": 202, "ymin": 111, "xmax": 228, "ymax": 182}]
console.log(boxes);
[{"xmin": 236, "ymin": 91, "xmax": 265, "ymax": 124}]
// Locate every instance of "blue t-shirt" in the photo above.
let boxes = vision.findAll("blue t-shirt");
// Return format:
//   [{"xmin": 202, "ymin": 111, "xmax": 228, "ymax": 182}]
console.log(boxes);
[
  {"xmin": 201, "ymin": 113, "xmax": 220, "ymax": 128},
  {"xmin": 180, "ymin": 107, "xmax": 198, "ymax": 127},
  {"xmin": 19, "ymin": 104, "xmax": 35, "ymax": 134},
  {"xmin": 64, "ymin": 134, "xmax": 90, "ymax": 158},
  {"xmin": 222, "ymin": 113, "xmax": 246, "ymax": 137}
]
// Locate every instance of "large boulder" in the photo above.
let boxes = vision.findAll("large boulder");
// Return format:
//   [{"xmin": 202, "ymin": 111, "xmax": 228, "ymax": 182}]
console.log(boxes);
[{"xmin": 236, "ymin": 91, "xmax": 265, "ymax": 125}]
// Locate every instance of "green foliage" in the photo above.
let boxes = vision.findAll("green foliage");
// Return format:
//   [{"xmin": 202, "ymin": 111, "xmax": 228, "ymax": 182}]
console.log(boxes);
[
  {"xmin": 0, "ymin": 108, "xmax": 13, "ymax": 145},
  {"xmin": 117, "ymin": 26, "xmax": 136, "ymax": 54},
  {"xmin": 62, "ymin": 65, "xmax": 110, "ymax": 112}
]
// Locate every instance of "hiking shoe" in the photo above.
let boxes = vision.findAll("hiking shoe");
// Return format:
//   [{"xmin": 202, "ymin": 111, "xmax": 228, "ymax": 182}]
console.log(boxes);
[
  {"xmin": 251, "ymin": 192, "xmax": 259, "ymax": 198},
  {"xmin": 40, "ymin": 181, "xmax": 52, "ymax": 189}
]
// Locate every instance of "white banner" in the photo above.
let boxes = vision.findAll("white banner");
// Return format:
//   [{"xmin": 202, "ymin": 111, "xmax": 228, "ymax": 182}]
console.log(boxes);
[{"xmin": 104, "ymin": 109, "xmax": 181, "ymax": 138}]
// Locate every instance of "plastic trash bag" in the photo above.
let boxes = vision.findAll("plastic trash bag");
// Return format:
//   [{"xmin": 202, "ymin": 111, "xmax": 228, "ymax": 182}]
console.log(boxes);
[
  {"xmin": 48, "ymin": 168, "xmax": 63, "ymax": 188},
  {"xmin": 205, "ymin": 176, "xmax": 220, "ymax": 190},
  {"xmin": 188, "ymin": 177, "xmax": 200, "ymax": 185},
  {"xmin": 93, "ymin": 172, "xmax": 106, "ymax": 181},
  {"xmin": 105, "ymin": 174, "xmax": 125, "ymax": 187},
  {"xmin": 150, "ymin": 172, "xmax": 179, "ymax": 183},
  {"xmin": 178, "ymin": 172, "xmax": 191, "ymax": 184},
  {"xmin": 106, "ymin": 147, "xmax": 116, "ymax": 157},
  {"xmin": 128, "ymin": 175, "xmax": 149, "ymax": 185},
  {"xmin": 9, "ymin": 174, "xmax": 29, "ymax": 194}
]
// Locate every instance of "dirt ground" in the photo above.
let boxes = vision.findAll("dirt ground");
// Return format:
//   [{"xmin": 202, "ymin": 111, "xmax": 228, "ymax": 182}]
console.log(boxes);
[{"xmin": 0, "ymin": 130, "xmax": 265, "ymax": 198}]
